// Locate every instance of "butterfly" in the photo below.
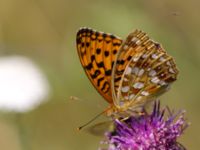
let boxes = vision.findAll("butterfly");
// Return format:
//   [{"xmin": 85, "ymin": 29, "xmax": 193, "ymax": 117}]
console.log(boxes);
[{"xmin": 76, "ymin": 27, "xmax": 178, "ymax": 118}]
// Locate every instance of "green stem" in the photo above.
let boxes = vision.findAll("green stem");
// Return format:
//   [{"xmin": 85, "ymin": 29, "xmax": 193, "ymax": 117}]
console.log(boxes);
[{"xmin": 14, "ymin": 113, "xmax": 30, "ymax": 150}]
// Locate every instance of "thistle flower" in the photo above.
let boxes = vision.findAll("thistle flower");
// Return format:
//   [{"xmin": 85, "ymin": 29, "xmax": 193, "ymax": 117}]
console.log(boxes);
[{"xmin": 101, "ymin": 102, "xmax": 188, "ymax": 150}]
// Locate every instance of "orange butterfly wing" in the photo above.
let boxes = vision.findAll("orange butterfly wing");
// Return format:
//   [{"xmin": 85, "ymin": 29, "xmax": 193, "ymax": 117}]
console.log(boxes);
[
  {"xmin": 111, "ymin": 30, "xmax": 179, "ymax": 109},
  {"xmin": 76, "ymin": 28, "xmax": 122, "ymax": 103}
]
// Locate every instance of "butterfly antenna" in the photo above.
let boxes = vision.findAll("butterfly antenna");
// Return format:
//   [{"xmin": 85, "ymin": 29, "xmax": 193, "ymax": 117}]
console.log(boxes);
[
  {"xmin": 69, "ymin": 96, "xmax": 105, "ymax": 110},
  {"xmin": 77, "ymin": 111, "xmax": 106, "ymax": 131}
]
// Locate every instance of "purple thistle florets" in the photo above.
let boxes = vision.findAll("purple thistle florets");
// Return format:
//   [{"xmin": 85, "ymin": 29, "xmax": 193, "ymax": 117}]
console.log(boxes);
[{"xmin": 101, "ymin": 102, "xmax": 188, "ymax": 150}]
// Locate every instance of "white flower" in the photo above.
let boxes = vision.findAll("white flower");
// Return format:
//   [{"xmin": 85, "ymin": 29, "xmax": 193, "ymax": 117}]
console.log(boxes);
[{"xmin": 0, "ymin": 55, "xmax": 50, "ymax": 112}]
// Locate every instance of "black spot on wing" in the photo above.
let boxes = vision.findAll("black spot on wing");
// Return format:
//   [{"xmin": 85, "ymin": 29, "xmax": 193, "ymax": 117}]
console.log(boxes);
[
  {"xmin": 106, "ymin": 40, "xmax": 110, "ymax": 44},
  {"xmin": 102, "ymin": 33, "xmax": 107, "ymax": 38},
  {"xmin": 113, "ymin": 49, "xmax": 117, "ymax": 55},
  {"xmin": 117, "ymin": 60, "xmax": 125, "ymax": 65},
  {"xmin": 105, "ymin": 70, "xmax": 112, "ymax": 76},
  {"xmin": 91, "ymin": 70, "xmax": 101, "ymax": 79},
  {"xmin": 127, "ymin": 55, "xmax": 132, "ymax": 61},
  {"xmin": 85, "ymin": 63, "xmax": 93, "ymax": 70},
  {"xmin": 81, "ymin": 43, "xmax": 85, "ymax": 47},
  {"xmin": 114, "ymin": 77, "xmax": 121, "ymax": 82},
  {"xmin": 86, "ymin": 42, "xmax": 90, "ymax": 47},
  {"xmin": 104, "ymin": 51, "xmax": 109, "ymax": 57},
  {"xmin": 97, "ymin": 62, "xmax": 104, "ymax": 68},
  {"xmin": 91, "ymin": 55, "xmax": 95, "ymax": 62},
  {"xmin": 120, "ymin": 60, "xmax": 125, "ymax": 65},
  {"xmin": 101, "ymin": 81, "xmax": 110, "ymax": 93},
  {"xmin": 112, "ymin": 61, "xmax": 114, "ymax": 68},
  {"xmin": 76, "ymin": 37, "xmax": 81, "ymax": 44},
  {"xmin": 113, "ymin": 42, "xmax": 121, "ymax": 46},
  {"xmin": 97, "ymin": 77, "xmax": 104, "ymax": 86},
  {"xmin": 98, "ymin": 39, "xmax": 103, "ymax": 42},
  {"xmin": 96, "ymin": 48, "xmax": 101, "ymax": 54},
  {"xmin": 110, "ymin": 34, "xmax": 115, "ymax": 39}
]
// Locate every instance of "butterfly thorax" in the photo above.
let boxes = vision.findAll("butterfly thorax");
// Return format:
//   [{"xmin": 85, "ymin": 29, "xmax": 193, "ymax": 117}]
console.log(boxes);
[{"xmin": 105, "ymin": 103, "xmax": 144, "ymax": 118}]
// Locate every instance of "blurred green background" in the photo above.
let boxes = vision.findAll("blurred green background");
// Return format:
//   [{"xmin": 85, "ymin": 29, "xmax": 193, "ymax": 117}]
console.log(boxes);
[{"xmin": 0, "ymin": 0, "xmax": 199, "ymax": 149}]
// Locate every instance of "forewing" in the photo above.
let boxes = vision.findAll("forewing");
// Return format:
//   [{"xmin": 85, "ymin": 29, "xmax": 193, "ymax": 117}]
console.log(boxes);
[
  {"xmin": 112, "ymin": 30, "xmax": 178, "ymax": 109},
  {"xmin": 76, "ymin": 28, "xmax": 123, "ymax": 103}
]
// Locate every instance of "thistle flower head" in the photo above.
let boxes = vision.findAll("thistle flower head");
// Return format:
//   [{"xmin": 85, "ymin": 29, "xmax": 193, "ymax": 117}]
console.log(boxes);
[{"xmin": 102, "ymin": 102, "xmax": 188, "ymax": 150}]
